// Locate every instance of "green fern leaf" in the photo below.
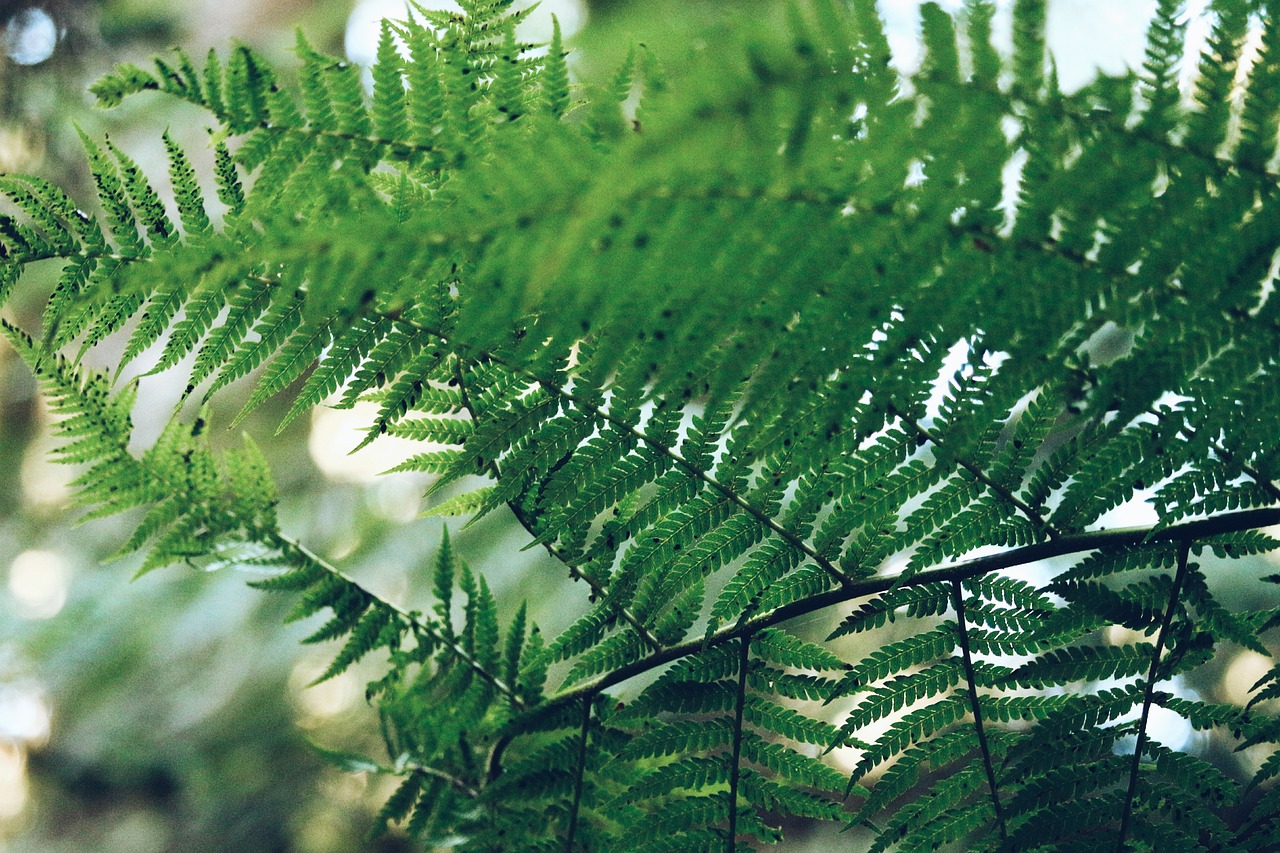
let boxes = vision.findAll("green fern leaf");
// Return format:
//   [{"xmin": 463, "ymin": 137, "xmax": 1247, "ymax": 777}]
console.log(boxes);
[
  {"xmin": 231, "ymin": 321, "xmax": 332, "ymax": 428},
  {"xmin": 542, "ymin": 16, "xmax": 571, "ymax": 119},
  {"xmin": 423, "ymin": 486, "xmax": 497, "ymax": 517},
  {"xmin": 1010, "ymin": 643, "xmax": 1155, "ymax": 688}
]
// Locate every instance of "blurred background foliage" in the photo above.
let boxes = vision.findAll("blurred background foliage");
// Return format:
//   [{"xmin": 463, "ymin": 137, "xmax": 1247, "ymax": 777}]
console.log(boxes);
[
  {"xmin": 0, "ymin": 3, "xmax": 576, "ymax": 851},
  {"xmin": 0, "ymin": 1, "xmax": 1276, "ymax": 851}
]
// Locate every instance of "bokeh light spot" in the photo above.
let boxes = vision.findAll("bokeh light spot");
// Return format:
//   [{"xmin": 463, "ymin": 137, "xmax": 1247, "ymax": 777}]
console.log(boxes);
[
  {"xmin": 1224, "ymin": 650, "xmax": 1274, "ymax": 707},
  {"xmin": 291, "ymin": 659, "xmax": 359, "ymax": 724},
  {"xmin": 309, "ymin": 402, "xmax": 425, "ymax": 484},
  {"xmin": 3, "ymin": 9, "xmax": 58, "ymax": 66},
  {"xmin": 0, "ymin": 741, "xmax": 27, "ymax": 820},
  {"xmin": 0, "ymin": 683, "xmax": 51, "ymax": 745},
  {"xmin": 8, "ymin": 549, "xmax": 70, "ymax": 620}
]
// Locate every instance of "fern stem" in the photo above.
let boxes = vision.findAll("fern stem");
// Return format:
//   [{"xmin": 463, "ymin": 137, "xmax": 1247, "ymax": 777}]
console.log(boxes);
[
  {"xmin": 422, "ymin": 330, "xmax": 854, "ymax": 591},
  {"xmin": 1116, "ymin": 537, "xmax": 1193, "ymax": 852},
  {"xmin": 533, "ymin": 369, "xmax": 854, "ymax": 588},
  {"xmin": 892, "ymin": 406, "xmax": 1058, "ymax": 540},
  {"xmin": 564, "ymin": 696, "xmax": 593, "ymax": 853},
  {"xmin": 256, "ymin": 123, "xmax": 440, "ymax": 163},
  {"xmin": 726, "ymin": 636, "xmax": 751, "ymax": 853},
  {"xmin": 508, "ymin": 484, "xmax": 664, "ymax": 653},
  {"xmin": 531, "ymin": 508, "xmax": 1280, "ymax": 720},
  {"xmin": 950, "ymin": 579, "xmax": 1007, "ymax": 843},
  {"xmin": 407, "ymin": 763, "xmax": 480, "ymax": 799},
  {"xmin": 450, "ymin": 354, "xmax": 665, "ymax": 653},
  {"xmin": 272, "ymin": 533, "xmax": 526, "ymax": 710}
]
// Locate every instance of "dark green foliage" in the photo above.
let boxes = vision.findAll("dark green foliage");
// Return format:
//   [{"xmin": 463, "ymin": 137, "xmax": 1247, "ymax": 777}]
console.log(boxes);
[{"xmin": 3, "ymin": 0, "xmax": 1280, "ymax": 849}]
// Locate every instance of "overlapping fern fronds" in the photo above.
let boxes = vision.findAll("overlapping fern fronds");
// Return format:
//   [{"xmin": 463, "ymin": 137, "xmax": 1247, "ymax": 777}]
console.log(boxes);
[{"xmin": 3, "ymin": 0, "xmax": 1280, "ymax": 849}]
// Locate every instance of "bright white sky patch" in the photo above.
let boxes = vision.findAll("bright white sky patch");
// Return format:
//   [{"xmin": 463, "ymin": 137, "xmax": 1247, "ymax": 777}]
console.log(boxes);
[{"xmin": 880, "ymin": 0, "xmax": 1213, "ymax": 93}]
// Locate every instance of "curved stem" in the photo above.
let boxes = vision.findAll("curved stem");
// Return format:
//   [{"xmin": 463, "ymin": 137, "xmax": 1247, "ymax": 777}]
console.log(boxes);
[
  {"xmin": 532, "ymin": 508, "xmax": 1279, "ymax": 720},
  {"xmin": 1116, "ymin": 538, "xmax": 1193, "ymax": 852},
  {"xmin": 410, "ymin": 764, "xmax": 480, "ymax": 799},
  {"xmin": 951, "ymin": 579, "xmax": 1007, "ymax": 843}
]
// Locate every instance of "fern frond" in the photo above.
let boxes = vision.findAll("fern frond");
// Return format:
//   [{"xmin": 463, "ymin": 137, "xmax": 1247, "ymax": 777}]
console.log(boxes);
[
  {"xmin": 542, "ymin": 16, "xmax": 571, "ymax": 119},
  {"xmin": 1237, "ymin": 10, "xmax": 1280, "ymax": 169},
  {"xmin": 1138, "ymin": 0, "xmax": 1188, "ymax": 138},
  {"xmin": 231, "ymin": 321, "xmax": 332, "ymax": 428},
  {"xmin": 5, "ymin": 2, "xmax": 1280, "ymax": 848},
  {"xmin": 1011, "ymin": 0, "xmax": 1047, "ymax": 94}
]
